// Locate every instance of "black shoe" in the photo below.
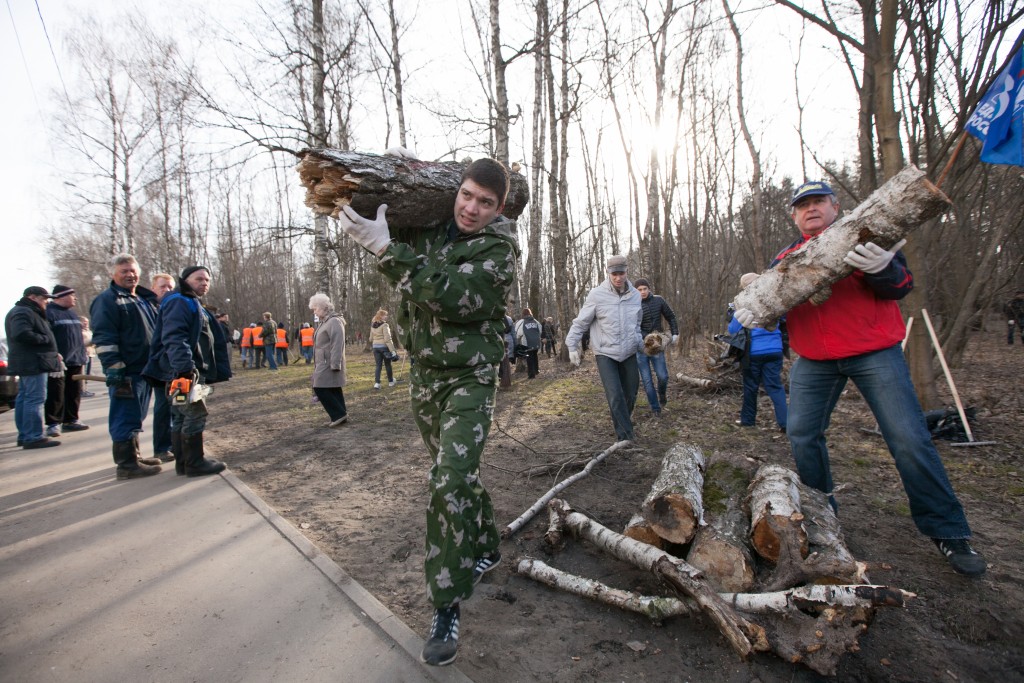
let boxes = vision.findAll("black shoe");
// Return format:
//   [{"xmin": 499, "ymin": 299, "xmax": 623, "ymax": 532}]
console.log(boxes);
[
  {"xmin": 23, "ymin": 438, "xmax": 61, "ymax": 449},
  {"xmin": 933, "ymin": 538, "xmax": 987, "ymax": 577},
  {"xmin": 116, "ymin": 462, "xmax": 161, "ymax": 479},
  {"xmin": 420, "ymin": 604, "xmax": 459, "ymax": 666},
  {"xmin": 61, "ymin": 422, "xmax": 90, "ymax": 432},
  {"xmin": 154, "ymin": 451, "xmax": 175, "ymax": 463},
  {"xmin": 183, "ymin": 432, "xmax": 226, "ymax": 477},
  {"xmin": 472, "ymin": 551, "xmax": 502, "ymax": 586}
]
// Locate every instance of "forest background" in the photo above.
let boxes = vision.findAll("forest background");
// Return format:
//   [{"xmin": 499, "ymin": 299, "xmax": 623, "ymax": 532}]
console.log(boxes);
[{"xmin": 3, "ymin": 0, "xmax": 1023, "ymax": 404}]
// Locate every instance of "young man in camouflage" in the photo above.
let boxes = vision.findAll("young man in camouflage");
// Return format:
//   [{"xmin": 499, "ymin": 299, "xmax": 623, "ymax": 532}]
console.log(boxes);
[{"xmin": 339, "ymin": 158, "xmax": 518, "ymax": 666}]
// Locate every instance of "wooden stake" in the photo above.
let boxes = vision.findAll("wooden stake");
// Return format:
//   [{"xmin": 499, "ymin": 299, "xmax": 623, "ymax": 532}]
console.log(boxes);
[{"xmin": 920, "ymin": 309, "xmax": 975, "ymax": 442}]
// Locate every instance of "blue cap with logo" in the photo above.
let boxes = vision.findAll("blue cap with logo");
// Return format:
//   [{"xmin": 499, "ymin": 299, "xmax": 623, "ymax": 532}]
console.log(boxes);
[{"xmin": 790, "ymin": 180, "xmax": 835, "ymax": 207}]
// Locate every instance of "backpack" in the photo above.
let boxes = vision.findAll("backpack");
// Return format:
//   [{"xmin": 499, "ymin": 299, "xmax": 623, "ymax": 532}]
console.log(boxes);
[{"xmin": 514, "ymin": 317, "xmax": 542, "ymax": 356}]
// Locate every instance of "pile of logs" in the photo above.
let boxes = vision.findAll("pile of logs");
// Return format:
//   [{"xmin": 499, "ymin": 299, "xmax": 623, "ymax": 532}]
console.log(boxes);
[{"xmin": 513, "ymin": 444, "xmax": 913, "ymax": 675}]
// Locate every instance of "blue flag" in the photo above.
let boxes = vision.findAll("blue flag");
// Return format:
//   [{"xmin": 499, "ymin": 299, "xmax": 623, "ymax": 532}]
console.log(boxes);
[{"xmin": 966, "ymin": 33, "xmax": 1024, "ymax": 166}]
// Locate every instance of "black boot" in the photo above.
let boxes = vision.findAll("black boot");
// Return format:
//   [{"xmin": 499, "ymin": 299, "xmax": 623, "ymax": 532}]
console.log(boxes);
[
  {"xmin": 133, "ymin": 433, "xmax": 162, "ymax": 466},
  {"xmin": 171, "ymin": 431, "xmax": 185, "ymax": 476},
  {"xmin": 113, "ymin": 440, "xmax": 161, "ymax": 480},
  {"xmin": 182, "ymin": 432, "xmax": 226, "ymax": 477}
]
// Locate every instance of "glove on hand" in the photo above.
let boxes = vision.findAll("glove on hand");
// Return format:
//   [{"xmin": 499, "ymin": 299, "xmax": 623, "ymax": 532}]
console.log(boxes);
[
  {"xmin": 384, "ymin": 146, "xmax": 419, "ymax": 160},
  {"xmin": 177, "ymin": 369, "xmax": 195, "ymax": 379},
  {"xmin": 49, "ymin": 370, "xmax": 63, "ymax": 379},
  {"xmin": 340, "ymin": 204, "xmax": 392, "ymax": 255},
  {"xmin": 105, "ymin": 368, "xmax": 125, "ymax": 387},
  {"xmin": 844, "ymin": 239, "xmax": 907, "ymax": 274},
  {"xmin": 671, "ymin": 334, "xmax": 679, "ymax": 345},
  {"xmin": 733, "ymin": 308, "xmax": 756, "ymax": 329},
  {"xmin": 569, "ymin": 349, "xmax": 581, "ymax": 366}
]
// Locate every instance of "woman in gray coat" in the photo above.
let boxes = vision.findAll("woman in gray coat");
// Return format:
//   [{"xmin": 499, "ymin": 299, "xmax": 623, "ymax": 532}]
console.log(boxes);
[{"xmin": 308, "ymin": 293, "xmax": 348, "ymax": 426}]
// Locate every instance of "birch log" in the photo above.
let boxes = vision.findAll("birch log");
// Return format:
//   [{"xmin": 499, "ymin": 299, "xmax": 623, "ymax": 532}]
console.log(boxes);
[
  {"xmin": 295, "ymin": 149, "xmax": 530, "ymax": 229},
  {"xmin": 676, "ymin": 374, "xmax": 715, "ymax": 389},
  {"xmin": 746, "ymin": 464, "xmax": 808, "ymax": 563},
  {"xmin": 733, "ymin": 165, "xmax": 951, "ymax": 327},
  {"xmin": 642, "ymin": 444, "xmax": 706, "ymax": 544},
  {"xmin": 549, "ymin": 498, "xmax": 767, "ymax": 658},
  {"xmin": 623, "ymin": 513, "xmax": 667, "ymax": 550}
]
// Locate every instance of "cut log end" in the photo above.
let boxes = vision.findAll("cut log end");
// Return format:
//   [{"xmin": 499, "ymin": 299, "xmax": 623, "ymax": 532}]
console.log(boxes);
[{"xmin": 643, "ymin": 493, "xmax": 699, "ymax": 545}]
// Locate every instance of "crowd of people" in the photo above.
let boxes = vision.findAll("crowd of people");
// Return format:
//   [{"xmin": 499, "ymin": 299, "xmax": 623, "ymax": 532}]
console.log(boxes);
[{"xmin": 6, "ymin": 162, "xmax": 1003, "ymax": 670}]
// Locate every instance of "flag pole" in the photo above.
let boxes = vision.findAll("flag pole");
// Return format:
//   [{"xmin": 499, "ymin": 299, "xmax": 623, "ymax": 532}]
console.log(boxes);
[{"xmin": 934, "ymin": 131, "xmax": 968, "ymax": 189}]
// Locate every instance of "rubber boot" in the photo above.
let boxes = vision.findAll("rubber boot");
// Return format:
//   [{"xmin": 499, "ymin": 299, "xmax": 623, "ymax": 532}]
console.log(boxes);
[
  {"xmin": 182, "ymin": 432, "xmax": 226, "ymax": 477},
  {"xmin": 171, "ymin": 431, "xmax": 185, "ymax": 476},
  {"xmin": 113, "ymin": 440, "xmax": 161, "ymax": 480},
  {"xmin": 133, "ymin": 433, "xmax": 162, "ymax": 466}
]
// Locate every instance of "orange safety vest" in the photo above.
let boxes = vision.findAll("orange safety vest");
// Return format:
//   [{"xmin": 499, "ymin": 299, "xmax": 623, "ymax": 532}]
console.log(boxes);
[
  {"xmin": 300, "ymin": 327, "xmax": 314, "ymax": 347},
  {"xmin": 276, "ymin": 328, "xmax": 288, "ymax": 348},
  {"xmin": 252, "ymin": 327, "xmax": 264, "ymax": 347},
  {"xmin": 241, "ymin": 327, "xmax": 253, "ymax": 348}
]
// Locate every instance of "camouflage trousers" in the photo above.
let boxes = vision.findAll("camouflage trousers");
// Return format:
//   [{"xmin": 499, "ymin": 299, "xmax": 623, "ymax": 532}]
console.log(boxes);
[{"xmin": 410, "ymin": 362, "xmax": 500, "ymax": 609}]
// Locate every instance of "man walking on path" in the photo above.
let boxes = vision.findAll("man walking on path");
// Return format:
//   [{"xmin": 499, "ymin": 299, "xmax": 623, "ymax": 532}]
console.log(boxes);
[
  {"xmin": 44, "ymin": 285, "xmax": 90, "ymax": 436},
  {"xmin": 633, "ymin": 277, "xmax": 678, "ymax": 416},
  {"xmin": 90, "ymin": 254, "xmax": 163, "ymax": 479},
  {"xmin": 565, "ymin": 255, "xmax": 643, "ymax": 442},
  {"xmin": 5, "ymin": 286, "xmax": 62, "ymax": 449},
  {"xmin": 733, "ymin": 180, "xmax": 986, "ymax": 577},
  {"xmin": 340, "ymin": 158, "xmax": 518, "ymax": 667}
]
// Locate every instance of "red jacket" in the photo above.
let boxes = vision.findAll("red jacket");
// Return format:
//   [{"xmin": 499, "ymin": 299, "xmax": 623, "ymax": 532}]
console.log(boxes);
[{"xmin": 771, "ymin": 232, "xmax": 912, "ymax": 361}]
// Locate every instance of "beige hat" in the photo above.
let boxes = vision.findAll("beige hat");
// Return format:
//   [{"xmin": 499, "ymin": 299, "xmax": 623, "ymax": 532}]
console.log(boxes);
[{"xmin": 606, "ymin": 255, "xmax": 628, "ymax": 273}]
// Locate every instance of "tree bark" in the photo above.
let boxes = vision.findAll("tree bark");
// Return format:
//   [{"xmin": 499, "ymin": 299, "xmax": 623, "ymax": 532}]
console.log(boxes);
[
  {"xmin": 746, "ymin": 464, "xmax": 808, "ymax": 564},
  {"xmin": 733, "ymin": 165, "xmax": 951, "ymax": 327},
  {"xmin": 642, "ymin": 443, "xmax": 706, "ymax": 545},
  {"xmin": 295, "ymin": 149, "xmax": 530, "ymax": 229}
]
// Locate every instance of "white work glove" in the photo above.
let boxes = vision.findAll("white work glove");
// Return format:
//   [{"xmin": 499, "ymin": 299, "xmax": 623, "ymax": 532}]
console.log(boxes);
[
  {"xmin": 568, "ymin": 349, "xmax": 581, "ymax": 366},
  {"xmin": 384, "ymin": 146, "xmax": 419, "ymax": 160},
  {"xmin": 339, "ymin": 204, "xmax": 392, "ymax": 255},
  {"xmin": 844, "ymin": 239, "xmax": 907, "ymax": 274},
  {"xmin": 670, "ymin": 334, "xmax": 679, "ymax": 345},
  {"xmin": 733, "ymin": 308, "xmax": 756, "ymax": 329}
]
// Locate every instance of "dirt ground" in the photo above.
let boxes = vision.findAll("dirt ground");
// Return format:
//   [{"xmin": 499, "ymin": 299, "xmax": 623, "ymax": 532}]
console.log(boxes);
[{"xmin": 206, "ymin": 322, "xmax": 1024, "ymax": 682}]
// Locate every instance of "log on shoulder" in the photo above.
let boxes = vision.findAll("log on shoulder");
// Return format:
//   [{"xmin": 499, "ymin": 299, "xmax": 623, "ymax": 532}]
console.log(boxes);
[
  {"xmin": 295, "ymin": 149, "xmax": 530, "ymax": 229},
  {"xmin": 733, "ymin": 165, "xmax": 951, "ymax": 327},
  {"xmin": 642, "ymin": 443, "xmax": 707, "ymax": 544}
]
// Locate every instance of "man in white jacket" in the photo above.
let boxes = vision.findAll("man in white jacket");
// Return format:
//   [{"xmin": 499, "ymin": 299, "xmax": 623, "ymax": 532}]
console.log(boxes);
[{"xmin": 564, "ymin": 255, "xmax": 643, "ymax": 442}]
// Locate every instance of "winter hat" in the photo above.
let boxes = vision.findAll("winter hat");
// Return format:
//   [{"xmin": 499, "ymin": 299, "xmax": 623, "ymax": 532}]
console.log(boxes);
[
  {"xmin": 51, "ymin": 285, "xmax": 75, "ymax": 298},
  {"xmin": 633, "ymin": 278, "xmax": 650, "ymax": 288},
  {"xmin": 180, "ymin": 265, "xmax": 210, "ymax": 281},
  {"xmin": 606, "ymin": 255, "xmax": 628, "ymax": 273},
  {"xmin": 23, "ymin": 286, "xmax": 51, "ymax": 299}
]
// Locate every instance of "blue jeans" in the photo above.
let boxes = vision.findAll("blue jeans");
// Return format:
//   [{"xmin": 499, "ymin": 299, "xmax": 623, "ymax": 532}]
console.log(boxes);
[
  {"xmin": 636, "ymin": 351, "xmax": 668, "ymax": 413},
  {"xmin": 107, "ymin": 374, "xmax": 152, "ymax": 442},
  {"xmin": 787, "ymin": 344, "xmax": 971, "ymax": 539},
  {"xmin": 595, "ymin": 355, "xmax": 639, "ymax": 441},
  {"xmin": 152, "ymin": 381, "xmax": 172, "ymax": 453},
  {"xmin": 15, "ymin": 373, "xmax": 47, "ymax": 443},
  {"xmin": 302, "ymin": 347, "xmax": 313, "ymax": 363},
  {"xmin": 266, "ymin": 348, "xmax": 278, "ymax": 370},
  {"xmin": 373, "ymin": 347, "xmax": 394, "ymax": 383},
  {"xmin": 740, "ymin": 353, "xmax": 788, "ymax": 428}
]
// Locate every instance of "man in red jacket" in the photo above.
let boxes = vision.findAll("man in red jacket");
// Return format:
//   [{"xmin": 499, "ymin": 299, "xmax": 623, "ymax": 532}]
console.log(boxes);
[{"xmin": 734, "ymin": 180, "xmax": 985, "ymax": 577}]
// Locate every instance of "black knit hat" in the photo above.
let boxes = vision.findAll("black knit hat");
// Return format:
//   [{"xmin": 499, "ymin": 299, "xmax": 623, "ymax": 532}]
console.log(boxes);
[
  {"xmin": 51, "ymin": 284, "xmax": 75, "ymax": 298},
  {"xmin": 180, "ymin": 265, "xmax": 210, "ymax": 281}
]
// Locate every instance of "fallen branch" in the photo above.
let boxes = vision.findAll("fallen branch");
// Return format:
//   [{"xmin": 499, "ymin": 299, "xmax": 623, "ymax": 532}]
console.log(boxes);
[{"xmin": 501, "ymin": 441, "xmax": 630, "ymax": 539}]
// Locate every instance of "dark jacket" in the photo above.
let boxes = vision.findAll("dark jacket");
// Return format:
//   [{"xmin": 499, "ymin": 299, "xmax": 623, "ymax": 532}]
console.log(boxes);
[
  {"xmin": 90, "ymin": 282, "xmax": 159, "ymax": 375},
  {"xmin": 771, "ymin": 233, "xmax": 911, "ymax": 360},
  {"xmin": 639, "ymin": 294, "xmax": 679, "ymax": 337},
  {"xmin": 143, "ymin": 290, "xmax": 232, "ymax": 384},
  {"xmin": 4, "ymin": 298, "xmax": 61, "ymax": 376},
  {"xmin": 46, "ymin": 302, "xmax": 88, "ymax": 366}
]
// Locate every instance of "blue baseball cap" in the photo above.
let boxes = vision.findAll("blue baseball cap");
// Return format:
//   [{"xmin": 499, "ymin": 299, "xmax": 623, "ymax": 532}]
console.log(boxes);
[{"xmin": 790, "ymin": 181, "xmax": 835, "ymax": 207}]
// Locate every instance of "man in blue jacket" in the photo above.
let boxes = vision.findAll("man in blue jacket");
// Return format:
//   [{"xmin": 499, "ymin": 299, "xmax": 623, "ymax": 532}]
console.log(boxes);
[
  {"xmin": 728, "ymin": 273, "xmax": 787, "ymax": 431},
  {"xmin": 44, "ymin": 285, "xmax": 90, "ymax": 436},
  {"xmin": 144, "ymin": 266, "xmax": 231, "ymax": 477},
  {"xmin": 5, "ymin": 286, "xmax": 62, "ymax": 449},
  {"xmin": 90, "ymin": 254, "xmax": 163, "ymax": 479}
]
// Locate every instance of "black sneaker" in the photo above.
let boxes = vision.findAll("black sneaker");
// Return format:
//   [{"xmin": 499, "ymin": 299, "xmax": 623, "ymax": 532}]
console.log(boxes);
[
  {"xmin": 932, "ymin": 538, "xmax": 987, "ymax": 577},
  {"xmin": 472, "ymin": 551, "xmax": 502, "ymax": 586},
  {"xmin": 420, "ymin": 604, "xmax": 459, "ymax": 666},
  {"xmin": 23, "ymin": 438, "xmax": 61, "ymax": 449},
  {"xmin": 61, "ymin": 422, "xmax": 90, "ymax": 432}
]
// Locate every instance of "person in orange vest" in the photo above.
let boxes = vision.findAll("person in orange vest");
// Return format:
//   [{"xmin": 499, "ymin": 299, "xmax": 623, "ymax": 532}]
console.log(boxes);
[
  {"xmin": 299, "ymin": 322, "xmax": 315, "ymax": 364},
  {"xmin": 275, "ymin": 325, "xmax": 289, "ymax": 366},
  {"xmin": 240, "ymin": 323, "xmax": 255, "ymax": 369},
  {"xmin": 252, "ymin": 321, "xmax": 266, "ymax": 368}
]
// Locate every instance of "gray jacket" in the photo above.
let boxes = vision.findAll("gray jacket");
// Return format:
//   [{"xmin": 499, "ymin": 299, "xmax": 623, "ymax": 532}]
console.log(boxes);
[
  {"xmin": 311, "ymin": 313, "xmax": 346, "ymax": 388},
  {"xmin": 565, "ymin": 278, "xmax": 643, "ymax": 362}
]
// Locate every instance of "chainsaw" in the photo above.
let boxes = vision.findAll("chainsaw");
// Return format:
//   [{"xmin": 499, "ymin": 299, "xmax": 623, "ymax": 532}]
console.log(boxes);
[{"xmin": 168, "ymin": 374, "xmax": 212, "ymax": 405}]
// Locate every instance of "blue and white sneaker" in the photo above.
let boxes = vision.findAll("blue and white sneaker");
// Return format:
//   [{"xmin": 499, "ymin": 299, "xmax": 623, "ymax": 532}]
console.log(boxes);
[
  {"xmin": 420, "ymin": 604, "xmax": 460, "ymax": 666},
  {"xmin": 472, "ymin": 551, "xmax": 502, "ymax": 586}
]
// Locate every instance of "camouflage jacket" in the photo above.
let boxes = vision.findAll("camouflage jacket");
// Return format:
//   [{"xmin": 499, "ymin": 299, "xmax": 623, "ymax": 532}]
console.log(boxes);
[{"xmin": 377, "ymin": 216, "xmax": 520, "ymax": 370}]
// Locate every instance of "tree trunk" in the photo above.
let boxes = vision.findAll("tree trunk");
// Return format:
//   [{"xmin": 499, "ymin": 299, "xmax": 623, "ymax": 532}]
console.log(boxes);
[
  {"xmin": 733, "ymin": 165, "xmax": 950, "ymax": 327},
  {"xmin": 295, "ymin": 149, "xmax": 529, "ymax": 229},
  {"xmin": 623, "ymin": 513, "xmax": 667, "ymax": 550},
  {"xmin": 746, "ymin": 464, "xmax": 808, "ymax": 564},
  {"xmin": 642, "ymin": 443, "xmax": 706, "ymax": 544}
]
